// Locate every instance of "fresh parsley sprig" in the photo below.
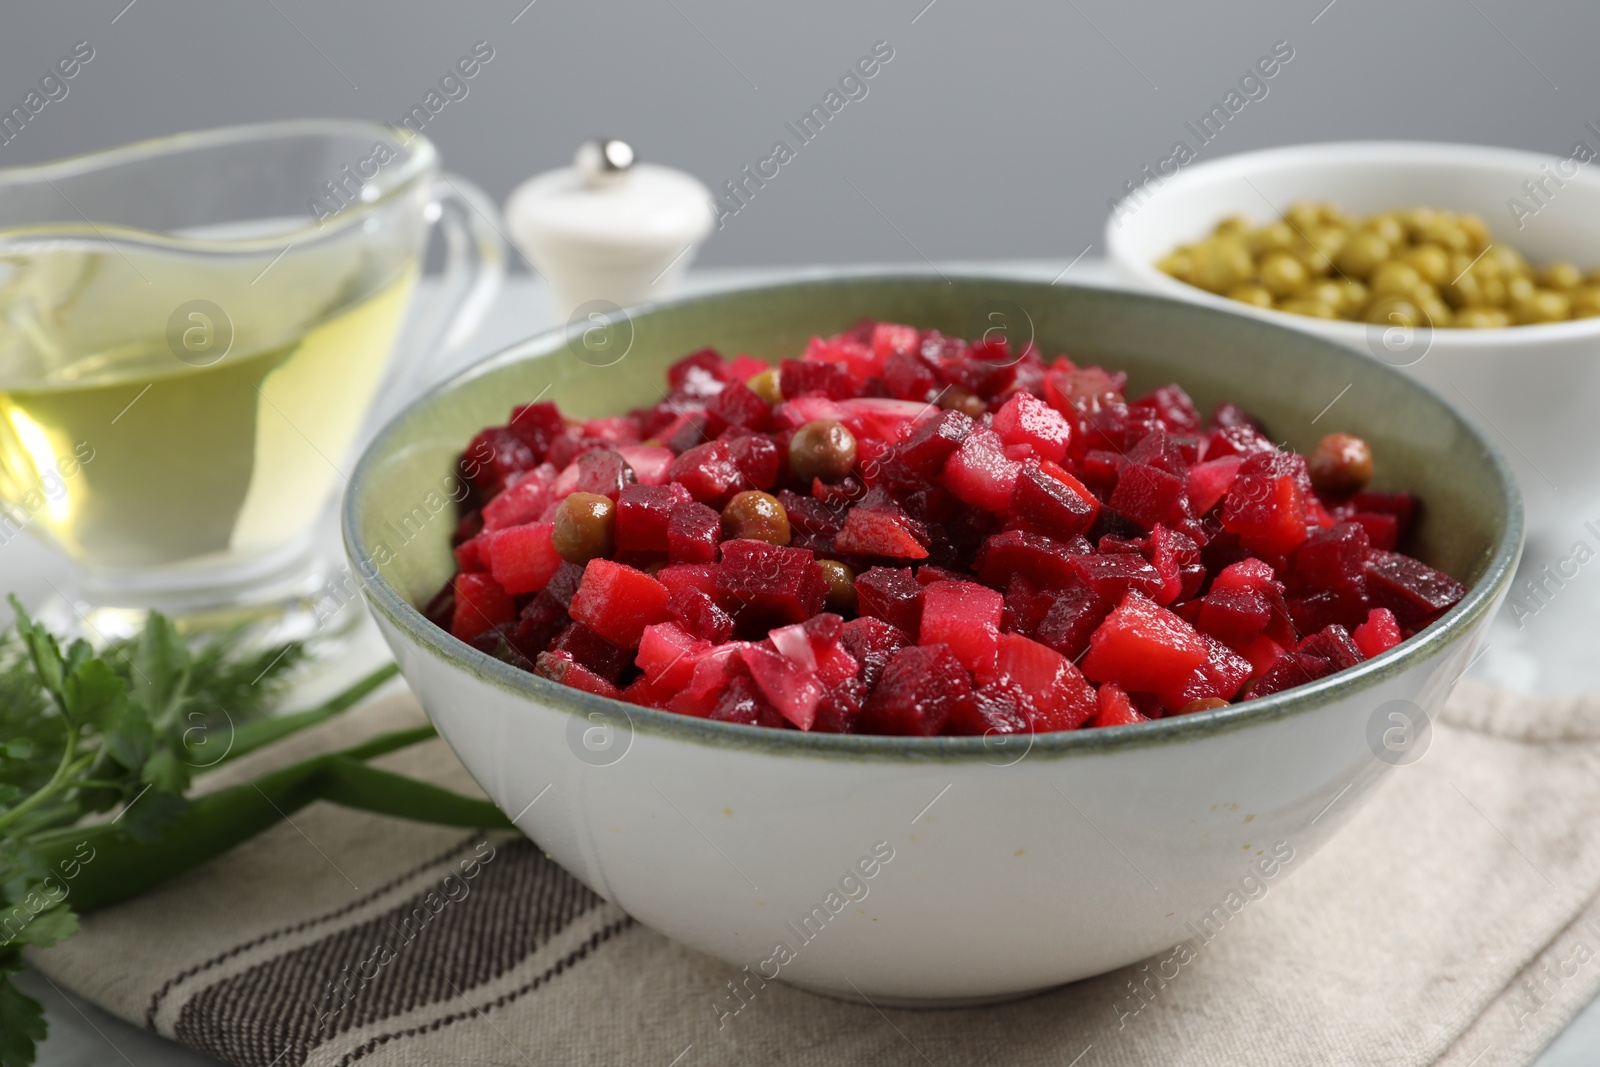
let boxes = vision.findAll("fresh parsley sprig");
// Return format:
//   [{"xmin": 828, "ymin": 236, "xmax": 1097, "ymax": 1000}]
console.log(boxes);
[{"xmin": 0, "ymin": 598, "xmax": 508, "ymax": 1067}]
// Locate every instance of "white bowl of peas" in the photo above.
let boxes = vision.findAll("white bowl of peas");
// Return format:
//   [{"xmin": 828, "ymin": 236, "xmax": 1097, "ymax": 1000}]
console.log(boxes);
[{"xmin": 1104, "ymin": 140, "xmax": 1600, "ymax": 536}]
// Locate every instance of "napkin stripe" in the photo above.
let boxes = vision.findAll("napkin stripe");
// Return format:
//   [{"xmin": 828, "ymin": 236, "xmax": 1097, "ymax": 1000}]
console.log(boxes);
[
  {"xmin": 142, "ymin": 834, "xmax": 486, "ymax": 1031},
  {"xmin": 169, "ymin": 839, "xmax": 605, "ymax": 1067},
  {"xmin": 336, "ymin": 915, "xmax": 637, "ymax": 1067}
]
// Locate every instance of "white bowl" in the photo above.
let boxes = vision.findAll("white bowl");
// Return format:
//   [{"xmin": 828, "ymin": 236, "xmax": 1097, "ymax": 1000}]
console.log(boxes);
[
  {"xmin": 345, "ymin": 275, "xmax": 1521, "ymax": 1004},
  {"xmin": 1104, "ymin": 140, "xmax": 1600, "ymax": 538}
]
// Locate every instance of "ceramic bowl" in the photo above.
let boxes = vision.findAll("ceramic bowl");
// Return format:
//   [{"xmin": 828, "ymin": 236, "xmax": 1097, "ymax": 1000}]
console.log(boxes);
[
  {"xmin": 343, "ymin": 273, "xmax": 1522, "ymax": 1004},
  {"xmin": 1103, "ymin": 141, "xmax": 1600, "ymax": 540}
]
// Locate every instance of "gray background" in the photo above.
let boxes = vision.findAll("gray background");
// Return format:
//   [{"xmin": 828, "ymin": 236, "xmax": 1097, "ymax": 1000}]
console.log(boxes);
[{"xmin": 1, "ymin": 0, "xmax": 1596, "ymax": 269}]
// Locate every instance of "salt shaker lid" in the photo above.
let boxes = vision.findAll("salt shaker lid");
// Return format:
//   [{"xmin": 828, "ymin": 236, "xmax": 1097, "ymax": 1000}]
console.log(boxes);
[{"xmin": 505, "ymin": 138, "xmax": 713, "ymax": 251}]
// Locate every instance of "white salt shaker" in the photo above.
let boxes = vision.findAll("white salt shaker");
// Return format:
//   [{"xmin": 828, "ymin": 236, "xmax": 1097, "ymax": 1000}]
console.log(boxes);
[{"xmin": 505, "ymin": 139, "xmax": 714, "ymax": 325}]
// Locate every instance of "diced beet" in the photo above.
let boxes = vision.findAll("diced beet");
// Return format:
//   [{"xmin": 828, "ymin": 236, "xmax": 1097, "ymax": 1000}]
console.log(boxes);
[
  {"xmin": 834, "ymin": 502, "xmax": 931, "ymax": 559},
  {"xmin": 879, "ymin": 410, "xmax": 973, "ymax": 486},
  {"xmin": 811, "ymin": 676, "xmax": 870, "ymax": 733},
  {"xmin": 861, "ymin": 643, "xmax": 973, "ymax": 736},
  {"xmin": 806, "ymin": 334, "xmax": 880, "ymax": 384},
  {"xmin": 655, "ymin": 562, "xmax": 718, "ymax": 600},
  {"xmin": 883, "ymin": 350, "xmax": 939, "ymax": 402},
  {"xmin": 484, "ymin": 522, "xmax": 561, "ymax": 595},
  {"xmin": 946, "ymin": 681, "xmax": 1031, "ymax": 736},
  {"xmin": 664, "ymin": 416, "xmax": 712, "ymax": 456},
  {"xmin": 1285, "ymin": 585, "xmax": 1370, "ymax": 637},
  {"xmin": 1347, "ymin": 511, "xmax": 1400, "ymax": 551},
  {"xmin": 1145, "ymin": 524, "xmax": 1194, "ymax": 606},
  {"xmin": 839, "ymin": 615, "xmax": 913, "ymax": 689},
  {"xmin": 569, "ymin": 559, "xmax": 671, "ymax": 648},
  {"xmin": 462, "ymin": 427, "xmax": 538, "ymax": 496},
  {"xmin": 1293, "ymin": 522, "xmax": 1370, "ymax": 591},
  {"xmin": 1210, "ymin": 402, "xmax": 1265, "ymax": 432},
  {"xmin": 573, "ymin": 449, "xmax": 637, "ymax": 500},
  {"xmin": 454, "ymin": 537, "xmax": 486, "ymax": 574},
  {"xmin": 669, "ymin": 439, "xmax": 745, "ymax": 503},
  {"xmin": 619, "ymin": 672, "xmax": 675, "ymax": 709},
  {"xmin": 616, "ymin": 445, "xmax": 674, "ymax": 486},
  {"xmin": 1222, "ymin": 451, "xmax": 1309, "ymax": 557},
  {"xmin": 778, "ymin": 490, "xmax": 847, "ymax": 537},
  {"xmin": 727, "ymin": 433, "xmax": 781, "ymax": 490},
  {"xmin": 992, "ymin": 633, "xmax": 1098, "ymax": 731},
  {"xmin": 666, "ymin": 647, "xmax": 742, "ymax": 718},
  {"xmin": 1034, "ymin": 582, "xmax": 1112, "ymax": 661},
  {"xmin": 741, "ymin": 642, "xmax": 826, "ymax": 729},
  {"xmin": 582, "ymin": 414, "xmax": 643, "ymax": 446},
  {"xmin": 1211, "ymin": 558, "xmax": 1280, "ymax": 596},
  {"xmin": 708, "ymin": 669, "xmax": 792, "ymax": 727},
  {"xmin": 780, "ymin": 357, "xmax": 854, "ymax": 400},
  {"xmin": 991, "ymin": 391, "xmax": 1071, "ymax": 463},
  {"xmin": 1001, "ymin": 573, "xmax": 1051, "ymax": 637},
  {"xmin": 1131, "ymin": 383, "xmax": 1201, "ymax": 435},
  {"xmin": 1108, "ymin": 463, "xmax": 1185, "ymax": 530},
  {"xmin": 451, "ymin": 509, "xmax": 484, "ymax": 547},
  {"xmin": 450, "ymin": 572, "xmax": 515, "ymax": 642},
  {"xmin": 512, "ymin": 591, "xmax": 570, "ymax": 658},
  {"xmin": 920, "ymin": 580, "xmax": 1004, "ymax": 677},
  {"xmin": 534, "ymin": 651, "xmax": 622, "ymax": 700},
  {"xmin": 1082, "ymin": 402, "xmax": 1164, "ymax": 455},
  {"xmin": 616, "ymin": 483, "xmax": 694, "ymax": 553},
  {"xmin": 1079, "ymin": 450, "xmax": 1126, "ymax": 493},
  {"xmin": 721, "ymin": 354, "xmax": 770, "ymax": 383},
  {"xmin": 1186, "ymin": 455, "xmax": 1243, "ymax": 516},
  {"xmin": 1070, "ymin": 553, "xmax": 1164, "ymax": 603},
  {"xmin": 667, "ymin": 347, "xmax": 725, "ymax": 392},
  {"xmin": 544, "ymin": 561, "xmax": 586, "ymax": 608},
  {"xmin": 707, "ymin": 380, "xmax": 772, "ymax": 431},
  {"xmin": 482, "ymin": 465, "xmax": 558, "ymax": 531},
  {"xmin": 1088, "ymin": 682, "xmax": 1148, "ymax": 728},
  {"xmin": 1352, "ymin": 608, "xmax": 1403, "ymax": 659},
  {"xmin": 1239, "ymin": 634, "xmax": 1288, "ymax": 678},
  {"xmin": 667, "ymin": 501, "xmax": 721, "ymax": 563},
  {"xmin": 1345, "ymin": 491, "xmax": 1418, "ymax": 539},
  {"xmin": 1250, "ymin": 652, "xmax": 1334, "ymax": 697},
  {"xmin": 669, "ymin": 587, "xmax": 736, "ymax": 644},
  {"xmin": 716, "ymin": 540, "xmax": 828, "ymax": 629},
  {"xmin": 1126, "ymin": 427, "xmax": 1190, "ymax": 477},
  {"xmin": 474, "ymin": 624, "xmax": 532, "ymax": 668},
  {"xmin": 1298, "ymin": 624, "xmax": 1362, "ymax": 672},
  {"xmin": 1198, "ymin": 586, "xmax": 1271, "ymax": 649},
  {"xmin": 508, "ymin": 401, "xmax": 566, "ymax": 457},
  {"xmin": 943, "ymin": 428, "xmax": 1023, "ymax": 514},
  {"xmin": 1158, "ymin": 634, "xmax": 1251, "ymax": 712},
  {"xmin": 914, "ymin": 564, "xmax": 966, "ymax": 586},
  {"xmin": 871, "ymin": 322, "xmax": 920, "ymax": 360},
  {"xmin": 1363, "ymin": 552, "xmax": 1466, "ymax": 628},
  {"xmin": 1204, "ymin": 423, "xmax": 1275, "ymax": 460},
  {"xmin": 1008, "ymin": 461, "xmax": 1099, "ymax": 541},
  {"xmin": 854, "ymin": 566, "xmax": 924, "ymax": 638},
  {"xmin": 549, "ymin": 622, "xmax": 633, "ymax": 683},
  {"xmin": 1082, "ymin": 592, "xmax": 1209, "ymax": 695},
  {"xmin": 975, "ymin": 529, "xmax": 1085, "ymax": 590}
]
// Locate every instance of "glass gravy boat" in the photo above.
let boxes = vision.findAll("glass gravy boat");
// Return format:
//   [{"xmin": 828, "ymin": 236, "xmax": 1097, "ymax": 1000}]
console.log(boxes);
[{"xmin": 0, "ymin": 119, "xmax": 502, "ymax": 640}]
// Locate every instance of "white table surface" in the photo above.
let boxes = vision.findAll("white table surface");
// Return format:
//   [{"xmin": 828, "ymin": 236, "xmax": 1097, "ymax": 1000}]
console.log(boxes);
[{"xmin": 11, "ymin": 260, "xmax": 1600, "ymax": 1066}]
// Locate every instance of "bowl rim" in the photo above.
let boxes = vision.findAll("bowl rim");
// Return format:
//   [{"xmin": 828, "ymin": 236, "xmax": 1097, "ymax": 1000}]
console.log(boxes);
[
  {"xmin": 343, "ymin": 270, "xmax": 1525, "ymax": 763},
  {"xmin": 1103, "ymin": 138, "xmax": 1600, "ymax": 347}
]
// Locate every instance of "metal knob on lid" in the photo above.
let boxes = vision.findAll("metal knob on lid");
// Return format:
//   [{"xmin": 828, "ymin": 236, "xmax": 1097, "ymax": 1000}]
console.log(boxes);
[
  {"xmin": 574, "ymin": 138, "xmax": 634, "ymax": 187},
  {"xmin": 505, "ymin": 139, "xmax": 714, "ymax": 325}
]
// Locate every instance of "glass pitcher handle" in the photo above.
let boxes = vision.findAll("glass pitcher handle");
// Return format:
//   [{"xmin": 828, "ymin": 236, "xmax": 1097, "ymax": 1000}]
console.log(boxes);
[{"xmin": 376, "ymin": 172, "xmax": 506, "ymax": 413}]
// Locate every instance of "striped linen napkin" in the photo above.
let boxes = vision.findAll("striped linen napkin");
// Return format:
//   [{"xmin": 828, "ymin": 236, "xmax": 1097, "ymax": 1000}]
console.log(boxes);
[{"xmin": 29, "ymin": 681, "xmax": 1600, "ymax": 1066}]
